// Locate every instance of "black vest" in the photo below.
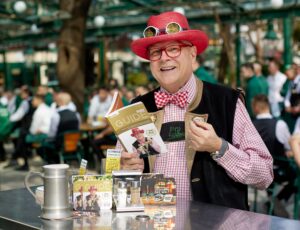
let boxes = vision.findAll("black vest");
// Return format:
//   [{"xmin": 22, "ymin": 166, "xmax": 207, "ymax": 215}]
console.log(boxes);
[
  {"xmin": 133, "ymin": 81, "xmax": 248, "ymax": 210},
  {"xmin": 20, "ymin": 98, "xmax": 34, "ymax": 135},
  {"xmin": 252, "ymin": 118, "xmax": 285, "ymax": 165},
  {"xmin": 57, "ymin": 109, "xmax": 79, "ymax": 136}
]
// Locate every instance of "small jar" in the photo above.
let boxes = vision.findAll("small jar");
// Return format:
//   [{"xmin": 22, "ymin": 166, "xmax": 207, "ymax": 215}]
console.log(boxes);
[
  {"xmin": 117, "ymin": 181, "xmax": 127, "ymax": 207},
  {"xmin": 125, "ymin": 178, "xmax": 134, "ymax": 204},
  {"xmin": 131, "ymin": 181, "xmax": 141, "ymax": 205},
  {"xmin": 113, "ymin": 178, "xmax": 121, "ymax": 196}
]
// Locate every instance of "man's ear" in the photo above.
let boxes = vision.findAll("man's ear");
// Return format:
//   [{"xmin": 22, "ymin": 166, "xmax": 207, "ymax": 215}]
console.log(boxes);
[{"xmin": 191, "ymin": 46, "xmax": 197, "ymax": 60}]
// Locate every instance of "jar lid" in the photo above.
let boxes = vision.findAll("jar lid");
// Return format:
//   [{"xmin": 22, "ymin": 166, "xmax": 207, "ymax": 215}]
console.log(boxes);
[
  {"xmin": 131, "ymin": 180, "xmax": 140, "ymax": 188},
  {"xmin": 135, "ymin": 215, "xmax": 150, "ymax": 221}
]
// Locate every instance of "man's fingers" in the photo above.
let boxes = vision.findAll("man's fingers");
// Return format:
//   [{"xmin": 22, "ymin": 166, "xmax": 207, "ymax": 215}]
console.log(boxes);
[
  {"xmin": 192, "ymin": 120, "xmax": 211, "ymax": 130},
  {"xmin": 121, "ymin": 151, "xmax": 138, "ymax": 159},
  {"xmin": 124, "ymin": 157, "xmax": 144, "ymax": 165},
  {"xmin": 122, "ymin": 163, "xmax": 144, "ymax": 171}
]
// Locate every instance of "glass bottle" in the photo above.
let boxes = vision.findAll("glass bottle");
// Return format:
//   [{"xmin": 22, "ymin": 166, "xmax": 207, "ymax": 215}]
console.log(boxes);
[
  {"xmin": 125, "ymin": 177, "xmax": 134, "ymax": 205},
  {"xmin": 131, "ymin": 181, "xmax": 141, "ymax": 205},
  {"xmin": 117, "ymin": 181, "xmax": 127, "ymax": 207}
]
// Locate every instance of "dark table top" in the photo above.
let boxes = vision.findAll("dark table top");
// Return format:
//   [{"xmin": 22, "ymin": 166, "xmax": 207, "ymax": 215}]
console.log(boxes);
[{"xmin": 0, "ymin": 188, "xmax": 300, "ymax": 230}]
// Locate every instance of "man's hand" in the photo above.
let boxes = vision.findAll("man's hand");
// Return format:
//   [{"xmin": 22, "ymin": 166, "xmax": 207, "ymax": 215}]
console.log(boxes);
[
  {"xmin": 94, "ymin": 133, "xmax": 104, "ymax": 140},
  {"xmin": 188, "ymin": 120, "xmax": 222, "ymax": 153},
  {"xmin": 121, "ymin": 151, "xmax": 144, "ymax": 171}
]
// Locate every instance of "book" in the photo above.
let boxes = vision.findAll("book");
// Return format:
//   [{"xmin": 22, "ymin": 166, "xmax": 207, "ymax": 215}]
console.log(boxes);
[
  {"xmin": 72, "ymin": 175, "xmax": 113, "ymax": 211},
  {"xmin": 105, "ymin": 92, "xmax": 167, "ymax": 158}
]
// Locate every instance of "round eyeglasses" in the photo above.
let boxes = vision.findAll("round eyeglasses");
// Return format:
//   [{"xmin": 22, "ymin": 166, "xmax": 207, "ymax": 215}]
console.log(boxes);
[
  {"xmin": 143, "ymin": 22, "xmax": 187, "ymax": 38},
  {"xmin": 148, "ymin": 44, "xmax": 193, "ymax": 61}
]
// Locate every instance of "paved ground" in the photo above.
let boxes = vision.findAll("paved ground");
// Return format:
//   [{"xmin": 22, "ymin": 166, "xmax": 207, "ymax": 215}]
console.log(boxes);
[{"xmin": 0, "ymin": 143, "xmax": 297, "ymax": 219}]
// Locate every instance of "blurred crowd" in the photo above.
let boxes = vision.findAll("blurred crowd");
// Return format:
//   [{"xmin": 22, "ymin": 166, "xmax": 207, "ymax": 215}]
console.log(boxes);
[{"xmin": 0, "ymin": 80, "xmax": 157, "ymax": 171}]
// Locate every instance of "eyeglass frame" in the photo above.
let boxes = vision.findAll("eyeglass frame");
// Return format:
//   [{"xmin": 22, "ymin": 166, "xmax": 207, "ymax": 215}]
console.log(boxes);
[
  {"xmin": 143, "ymin": 22, "xmax": 187, "ymax": 38},
  {"xmin": 147, "ymin": 43, "xmax": 193, "ymax": 61}
]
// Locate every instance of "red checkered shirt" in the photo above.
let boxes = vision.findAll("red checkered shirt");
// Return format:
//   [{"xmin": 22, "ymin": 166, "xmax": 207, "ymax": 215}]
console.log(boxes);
[{"xmin": 118, "ymin": 75, "xmax": 273, "ymax": 200}]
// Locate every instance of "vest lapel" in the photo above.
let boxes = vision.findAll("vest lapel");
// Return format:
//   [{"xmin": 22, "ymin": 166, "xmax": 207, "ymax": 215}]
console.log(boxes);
[
  {"xmin": 184, "ymin": 78, "xmax": 206, "ymax": 179},
  {"xmin": 148, "ymin": 110, "xmax": 164, "ymax": 172}
]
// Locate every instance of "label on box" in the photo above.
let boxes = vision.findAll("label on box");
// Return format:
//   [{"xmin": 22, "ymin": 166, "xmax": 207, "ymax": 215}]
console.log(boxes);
[
  {"xmin": 105, "ymin": 149, "xmax": 121, "ymax": 174},
  {"xmin": 72, "ymin": 175, "xmax": 113, "ymax": 211}
]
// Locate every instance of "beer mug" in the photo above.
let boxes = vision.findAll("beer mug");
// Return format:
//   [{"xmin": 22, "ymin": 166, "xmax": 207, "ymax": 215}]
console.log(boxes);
[{"xmin": 25, "ymin": 164, "xmax": 72, "ymax": 219}]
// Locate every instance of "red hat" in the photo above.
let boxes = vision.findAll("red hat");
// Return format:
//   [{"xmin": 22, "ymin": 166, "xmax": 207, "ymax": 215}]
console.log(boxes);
[
  {"xmin": 131, "ymin": 127, "xmax": 144, "ymax": 137},
  {"xmin": 131, "ymin": 11, "xmax": 209, "ymax": 60},
  {"xmin": 88, "ymin": 186, "xmax": 97, "ymax": 192}
]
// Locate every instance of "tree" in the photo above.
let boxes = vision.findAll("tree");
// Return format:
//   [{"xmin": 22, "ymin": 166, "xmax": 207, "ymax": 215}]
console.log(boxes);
[{"xmin": 57, "ymin": 0, "xmax": 91, "ymax": 115}]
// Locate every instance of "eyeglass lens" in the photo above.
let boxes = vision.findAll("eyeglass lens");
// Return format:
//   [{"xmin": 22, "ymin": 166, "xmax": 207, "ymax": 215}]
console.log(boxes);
[{"xmin": 149, "ymin": 45, "xmax": 182, "ymax": 61}]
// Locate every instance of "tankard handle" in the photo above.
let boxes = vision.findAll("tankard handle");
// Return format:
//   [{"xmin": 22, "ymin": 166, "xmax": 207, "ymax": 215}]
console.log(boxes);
[{"xmin": 24, "ymin": 171, "xmax": 43, "ymax": 201}]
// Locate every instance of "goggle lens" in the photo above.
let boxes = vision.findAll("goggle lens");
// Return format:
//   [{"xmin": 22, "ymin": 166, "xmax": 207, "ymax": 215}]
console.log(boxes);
[{"xmin": 143, "ymin": 22, "xmax": 184, "ymax": 38}]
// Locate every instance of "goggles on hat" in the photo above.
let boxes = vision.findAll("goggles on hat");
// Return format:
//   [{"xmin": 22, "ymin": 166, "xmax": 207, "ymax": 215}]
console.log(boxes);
[{"xmin": 143, "ymin": 22, "xmax": 187, "ymax": 38}]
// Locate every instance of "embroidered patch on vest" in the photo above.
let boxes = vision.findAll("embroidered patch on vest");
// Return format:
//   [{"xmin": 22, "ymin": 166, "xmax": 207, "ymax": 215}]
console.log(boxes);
[{"xmin": 160, "ymin": 121, "xmax": 185, "ymax": 142}]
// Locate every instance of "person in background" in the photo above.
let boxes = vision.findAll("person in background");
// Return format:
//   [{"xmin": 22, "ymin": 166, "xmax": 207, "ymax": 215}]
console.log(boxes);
[
  {"xmin": 50, "ymin": 89, "xmax": 77, "ymax": 112},
  {"xmin": 135, "ymin": 86, "xmax": 149, "ymax": 96},
  {"xmin": 267, "ymin": 59, "xmax": 287, "ymax": 118},
  {"xmin": 289, "ymin": 115, "xmax": 300, "ymax": 168},
  {"xmin": 253, "ymin": 62, "xmax": 269, "ymax": 95},
  {"xmin": 29, "ymin": 94, "xmax": 52, "ymax": 136},
  {"xmin": 87, "ymin": 86, "xmax": 112, "ymax": 124},
  {"xmin": 0, "ymin": 100, "xmax": 14, "ymax": 162},
  {"xmin": 125, "ymin": 90, "xmax": 135, "ymax": 103},
  {"xmin": 193, "ymin": 55, "xmax": 217, "ymax": 84},
  {"xmin": 284, "ymin": 64, "xmax": 300, "ymax": 115},
  {"xmin": 36, "ymin": 85, "xmax": 53, "ymax": 106},
  {"xmin": 49, "ymin": 92, "xmax": 80, "ymax": 139},
  {"xmin": 3, "ymin": 90, "xmax": 17, "ymax": 114},
  {"xmin": 22, "ymin": 94, "xmax": 52, "ymax": 169},
  {"xmin": 251, "ymin": 94, "xmax": 296, "ymax": 218},
  {"xmin": 281, "ymin": 64, "xmax": 300, "ymax": 132},
  {"xmin": 4, "ymin": 85, "xmax": 34, "ymax": 170},
  {"xmin": 240, "ymin": 62, "xmax": 268, "ymax": 119},
  {"xmin": 120, "ymin": 11, "xmax": 273, "ymax": 210}
]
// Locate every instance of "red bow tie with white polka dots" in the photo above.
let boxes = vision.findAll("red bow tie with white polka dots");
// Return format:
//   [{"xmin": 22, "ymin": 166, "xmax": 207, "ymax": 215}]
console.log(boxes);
[{"xmin": 154, "ymin": 91, "xmax": 188, "ymax": 109}]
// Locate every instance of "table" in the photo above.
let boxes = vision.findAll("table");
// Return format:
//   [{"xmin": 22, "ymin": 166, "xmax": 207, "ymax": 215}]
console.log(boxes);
[
  {"xmin": 80, "ymin": 122, "xmax": 107, "ymax": 132},
  {"xmin": 0, "ymin": 188, "xmax": 300, "ymax": 229},
  {"xmin": 80, "ymin": 122, "xmax": 107, "ymax": 168}
]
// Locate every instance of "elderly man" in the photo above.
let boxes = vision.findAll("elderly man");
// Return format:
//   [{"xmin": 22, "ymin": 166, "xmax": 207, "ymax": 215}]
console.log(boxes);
[{"xmin": 120, "ymin": 11, "xmax": 273, "ymax": 210}]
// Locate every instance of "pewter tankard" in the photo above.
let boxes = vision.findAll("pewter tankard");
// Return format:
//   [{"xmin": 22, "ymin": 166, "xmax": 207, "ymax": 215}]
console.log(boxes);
[{"xmin": 25, "ymin": 164, "xmax": 72, "ymax": 219}]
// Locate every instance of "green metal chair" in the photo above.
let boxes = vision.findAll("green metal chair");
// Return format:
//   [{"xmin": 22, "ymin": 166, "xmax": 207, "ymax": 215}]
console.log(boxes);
[
  {"xmin": 58, "ymin": 130, "xmax": 84, "ymax": 164},
  {"xmin": 267, "ymin": 156, "xmax": 299, "ymax": 219},
  {"xmin": 293, "ymin": 168, "xmax": 300, "ymax": 219}
]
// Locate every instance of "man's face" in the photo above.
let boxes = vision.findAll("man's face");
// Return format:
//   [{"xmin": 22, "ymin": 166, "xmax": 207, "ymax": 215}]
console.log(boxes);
[
  {"xmin": 135, "ymin": 132, "xmax": 145, "ymax": 142},
  {"xmin": 32, "ymin": 97, "xmax": 41, "ymax": 108},
  {"xmin": 240, "ymin": 67, "xmax": 252, "ymax": 79},
  {"xmin": 98, "ymin": 89, "xmax": 108, "ymax": 101},
  {"xmin": 149, "ymin": 41, "xmax": 197, "ymax": 93},
  {"xmin": 268, "ymin": 62, "xmax": 278, "ymax": 75}
]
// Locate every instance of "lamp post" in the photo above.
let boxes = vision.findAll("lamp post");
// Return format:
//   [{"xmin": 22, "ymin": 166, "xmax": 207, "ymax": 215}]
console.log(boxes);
[{"xmin": 263, "ymin": 20, "xmax": 279, "ymax": 59}]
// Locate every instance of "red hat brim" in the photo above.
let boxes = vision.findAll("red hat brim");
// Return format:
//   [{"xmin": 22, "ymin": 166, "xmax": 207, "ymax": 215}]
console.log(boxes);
[{"xmin": 131, "ymin": 30, "xmax": 209, "ymax": 60}]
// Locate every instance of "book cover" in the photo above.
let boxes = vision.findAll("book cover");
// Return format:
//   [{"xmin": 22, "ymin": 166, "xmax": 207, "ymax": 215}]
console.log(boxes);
[
  {"xmin": 72, "ymin": 175, "xmax": 113, "ymax": 211},
  {"xmin": 105, "ymin": 92, "xmax": 167, "ymax": 158}
]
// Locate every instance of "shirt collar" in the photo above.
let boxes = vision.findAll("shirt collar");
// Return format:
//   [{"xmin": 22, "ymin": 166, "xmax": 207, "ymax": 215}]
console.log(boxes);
[
  {"xmin": 160, "ymin": 74, "xmax": 196, "ymax": 104},
  {"xmin": 256, "ymin": 113, "xmax": 273, "ymax": 119},
  {"xmin": 57, "ymin": 105, "xmax": 69, "ymax": 112}
]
